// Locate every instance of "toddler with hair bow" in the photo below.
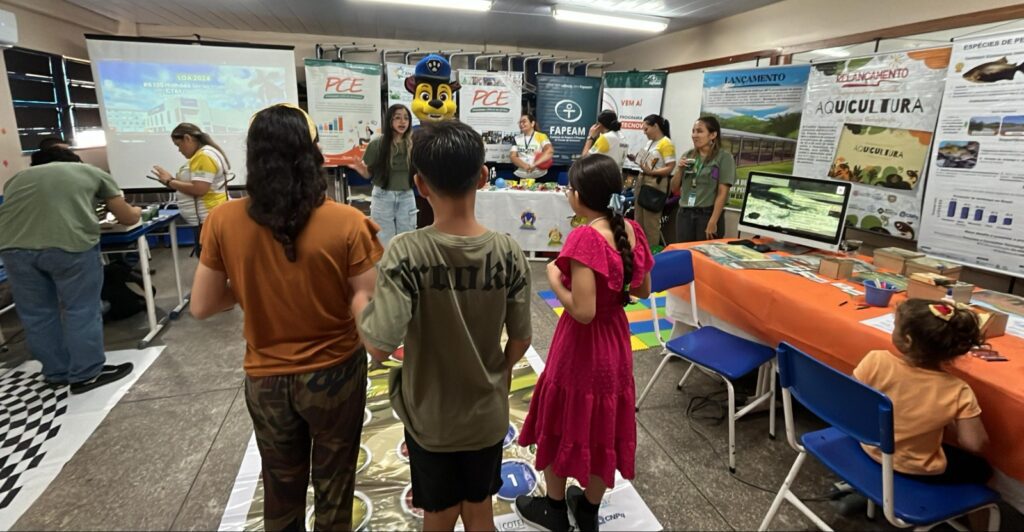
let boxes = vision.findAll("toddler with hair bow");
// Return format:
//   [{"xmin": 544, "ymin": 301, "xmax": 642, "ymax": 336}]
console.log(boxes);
[{"xmin": 853, "ymin": 298, "xmax": 992, "ymax": 488}]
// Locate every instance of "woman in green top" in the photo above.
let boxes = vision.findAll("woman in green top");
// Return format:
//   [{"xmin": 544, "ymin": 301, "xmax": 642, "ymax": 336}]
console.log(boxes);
[
  {"xmin": 670, "ymin": 116, "xmax": 736, "ymax": 242},
  {"xmin": 345, "ymin": 104, "xmax": 414, "ymax": 245}
]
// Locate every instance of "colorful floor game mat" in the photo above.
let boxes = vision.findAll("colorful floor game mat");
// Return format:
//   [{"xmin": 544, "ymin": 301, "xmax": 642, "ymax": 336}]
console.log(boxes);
[{"xmin": 537, "ymin": 290, "xmax": 673, "ymax": 351}]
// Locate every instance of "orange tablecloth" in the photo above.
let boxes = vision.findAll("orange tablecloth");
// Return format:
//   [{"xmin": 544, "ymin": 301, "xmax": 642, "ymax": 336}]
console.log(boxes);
[{"xmin": 665, "ymin": 241, "xmax": 1024, "ymax": 482}]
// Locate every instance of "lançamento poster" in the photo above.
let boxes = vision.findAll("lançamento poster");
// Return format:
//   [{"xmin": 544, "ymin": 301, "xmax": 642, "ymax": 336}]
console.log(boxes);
[
  {"xmin": 919, "ymin": 31, "xmax": 1024, "ymax": 278},
  {"xmin": 793, "ymin": 47, "xmax": 951, "ymax": 240},
  {"xmin": 701, "ymin": 65, "xmax": 810, "ymax": 207}
]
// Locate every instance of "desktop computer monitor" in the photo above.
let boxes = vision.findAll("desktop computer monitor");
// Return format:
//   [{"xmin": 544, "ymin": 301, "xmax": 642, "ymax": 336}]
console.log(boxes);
[{"xmin": 737, "ymin": 171, "xmax": 852, "ymax": 252}]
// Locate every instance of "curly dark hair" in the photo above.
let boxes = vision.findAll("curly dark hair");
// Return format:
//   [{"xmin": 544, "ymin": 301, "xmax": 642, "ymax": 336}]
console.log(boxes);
[
  {"xmin": 245, "ymin": 105, "xmax": 326, "ymax": 262},
  {"xmin": 895, "ymin": 299, "xmax": 982, "ymax": 367},
  {"xmin": 569, "ymin": 154, "xmax": 632, "ymax": 306}
]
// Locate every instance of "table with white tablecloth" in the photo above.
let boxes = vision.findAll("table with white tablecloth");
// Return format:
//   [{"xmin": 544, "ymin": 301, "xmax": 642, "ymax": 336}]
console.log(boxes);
[{"xmin": 475, "ymin": 189, "xmax": 579, "ymax": 253}]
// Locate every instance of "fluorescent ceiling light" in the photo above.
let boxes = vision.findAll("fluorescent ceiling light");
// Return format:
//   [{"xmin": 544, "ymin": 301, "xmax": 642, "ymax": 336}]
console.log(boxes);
[
  {"xmin": 356, "ymin": 0, "xmax": 492, "ymax": 11},
  {"xmin": 551, "ymin": 6, "xmax": 668, "ymax": 33}
]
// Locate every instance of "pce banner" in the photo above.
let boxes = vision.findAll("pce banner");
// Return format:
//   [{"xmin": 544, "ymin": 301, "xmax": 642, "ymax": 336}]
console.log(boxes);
[
  {"xmin": 792, "ymin": 48, "xmax": 952, "ymax": 240},
  {"xmin": 458, "ymin": 70, "xmax": 524, "ymax": 163},
  {"xmin": 535, "ymin": 74, "xmax": 601, "ymax": 166},
  {"xmin": 304, "ymin": 59, "xmax": 383, "ymax": 166}
]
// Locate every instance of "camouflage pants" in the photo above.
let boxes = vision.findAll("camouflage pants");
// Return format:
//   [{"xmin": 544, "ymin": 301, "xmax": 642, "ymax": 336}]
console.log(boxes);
[{"xmin": 244, "ymin": 351, "xmax": 367, "ymax": 532}]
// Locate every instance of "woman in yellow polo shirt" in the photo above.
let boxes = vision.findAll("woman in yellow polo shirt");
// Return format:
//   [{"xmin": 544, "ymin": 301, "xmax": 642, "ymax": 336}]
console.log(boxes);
[
  {"xmin": 629, "ymin": 114, "xmax": 676, "ymax": 246},
  {"xmin": 582, "ymin": 110, "xmax": 626, "ymax": 167},
  {"xmin": 151, "ymin": 123, "xmax": 231, "ymax": 254},
  {"xmin": 510, "ymin": 113, "xmax": 554, "ymax": 180}
]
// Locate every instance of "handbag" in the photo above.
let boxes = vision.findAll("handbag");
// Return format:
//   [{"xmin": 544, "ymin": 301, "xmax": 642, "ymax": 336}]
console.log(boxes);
[{"xmin": 637, "ymin": 183, "xmax": 668, "ymax": 212}]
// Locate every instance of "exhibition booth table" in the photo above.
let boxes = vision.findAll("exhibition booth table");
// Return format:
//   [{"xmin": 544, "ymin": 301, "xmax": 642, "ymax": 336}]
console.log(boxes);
[
  {"xmin": 662, "ymin": 240, "xmax": 1024, "ymax": 500},
  {"xmin": 100, "ymin": 210, "xmax": 189, "ymax": 348},
  {"xmin": 476, "ymin": 187, "xmax": 578, "ymax": 255}
]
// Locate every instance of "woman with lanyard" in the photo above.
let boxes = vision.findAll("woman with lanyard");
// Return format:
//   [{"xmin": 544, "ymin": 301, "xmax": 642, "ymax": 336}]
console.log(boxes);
[
  {"xmin": 582, "ymin": 110, "xmax": 626, "ymax": 167},
  {"xmin": 671, "ymin": 116, "xmax": 736, "ymax": 242},
  {"xmin": 510, "ymin": 113, "xmax": 554, "ymax": 180},
  {"xmin": 345, "ymin": 104, "xmax": 414, "ymax": 246},
  {"xmin": 151, "ymin": 123, "xmax": 231, "ymax": 256},
  {"xmin": 628, "ymin": 114, "xmax": 676, "ymax": 247}
]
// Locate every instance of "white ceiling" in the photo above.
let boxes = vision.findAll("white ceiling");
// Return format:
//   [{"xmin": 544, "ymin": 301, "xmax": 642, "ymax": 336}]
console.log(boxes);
[{"xmin": 65, "ymin": 0, "xmax": 782, "ymax": 53}]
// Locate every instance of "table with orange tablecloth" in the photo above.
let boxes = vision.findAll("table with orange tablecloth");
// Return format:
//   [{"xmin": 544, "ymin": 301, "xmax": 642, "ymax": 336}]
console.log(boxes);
[{"xmin": 663, "ymin": 241, "xmax": 1024, "ymax": 494}]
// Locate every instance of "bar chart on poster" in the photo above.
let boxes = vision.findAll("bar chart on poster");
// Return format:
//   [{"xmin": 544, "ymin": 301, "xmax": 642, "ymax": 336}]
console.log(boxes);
[{"xmin": 919, "ymin": 30, "xmax": 1024, "ymax": 278}]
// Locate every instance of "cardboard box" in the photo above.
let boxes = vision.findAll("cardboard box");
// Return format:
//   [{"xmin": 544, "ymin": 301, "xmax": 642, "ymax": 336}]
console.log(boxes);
[
  {"xmin": 906, "ymin": 273, "xmax": 973, "ymax": 304},
  {"xmin": 972, "ymin": 305, "xmax": 1008, "ymax": 339},
  {"xmin": 905, "ymin": 257, "xmax": 963, "ymax": 280},
  {"xmin": 873, "ymin": 247, "xmax": 925, "ymax": 274},
  {"xmin": 819, "ymin": 257, "xmax": 855, "ymax": 280}
]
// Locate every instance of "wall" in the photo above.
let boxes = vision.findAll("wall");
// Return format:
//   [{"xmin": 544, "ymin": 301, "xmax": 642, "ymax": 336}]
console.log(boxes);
[
  {"xmin": 0, "ymin": 1, "xmax": 117, "ymax": 185},
  {"xmin": 605, "ymin": 0, "xmax": 1024, "ymax": 71},
  {"xmin": 0, "ymin": 0, "xmax": 603, "ymax": 186},
  {"xmin": 133, "ymin": 24, "xmax": 602, "ymax": 82}
]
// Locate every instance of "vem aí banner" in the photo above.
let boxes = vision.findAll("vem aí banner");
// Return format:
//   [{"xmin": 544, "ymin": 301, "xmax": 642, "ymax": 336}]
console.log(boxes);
[
  {"xmin": 385, "ymin": 62, "xmax": 419, "ymax": 127},
  {"xmin": 601, "ymin": 71, "xmax": 667, "ymax": 170},
  {"xmin": 701, "ymin": 65, "xmax": 810, "ymax": 207},
  {"xmin": 919, "ymin": 31, "xmax": 1024, "ymax": 277},
  {"xmin": 458, "ymin": 70, "xmax": 524, "ymax": 163},
  {"xmin": 304, "ymin": 59, "xmax": 382, "ymax": 166},
  {"xmin": 536, "ymin": 75, "xmax": 601, "ymax": 165},
  {"xmin": 792, "ymin": 48, "xmax": 951, "ymax": 240}
]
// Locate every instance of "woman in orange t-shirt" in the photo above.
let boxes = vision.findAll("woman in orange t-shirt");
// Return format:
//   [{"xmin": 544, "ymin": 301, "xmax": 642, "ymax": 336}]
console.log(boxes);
[{"xmin": 190, "ymin": 104, "xmax": 383, "ymax": 531}]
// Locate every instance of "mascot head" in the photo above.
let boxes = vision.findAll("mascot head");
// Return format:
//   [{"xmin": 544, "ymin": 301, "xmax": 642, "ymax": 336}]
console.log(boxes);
[{"xmin": 405, "ymin": 54, "xmax": 460, "ymax": 122}]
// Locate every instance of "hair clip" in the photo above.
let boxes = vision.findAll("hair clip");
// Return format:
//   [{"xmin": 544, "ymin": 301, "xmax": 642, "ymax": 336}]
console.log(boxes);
[
  {"xmin": 929, "ymin": 303, "xmax": 955, "ymax": 321},
  {"xmin": 607, "ymin": 193, "xmax": 626, "ymax": 215}
]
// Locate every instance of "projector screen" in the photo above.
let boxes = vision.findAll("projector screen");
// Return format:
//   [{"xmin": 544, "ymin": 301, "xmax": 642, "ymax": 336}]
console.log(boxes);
[{"xmin": 86, "ymin": 35, "xmax": 299, "ymax": 190}]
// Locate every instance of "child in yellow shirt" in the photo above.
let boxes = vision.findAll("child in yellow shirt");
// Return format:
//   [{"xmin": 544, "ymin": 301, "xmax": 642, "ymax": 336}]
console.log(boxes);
[{"xmin": 853, "ymin": 299, "xmax": 991, "ymax": 485}]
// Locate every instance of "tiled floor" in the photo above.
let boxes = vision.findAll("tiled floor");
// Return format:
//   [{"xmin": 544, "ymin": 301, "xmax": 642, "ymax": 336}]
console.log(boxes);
[{"xmin": 1, "ymin": 248, "xmax": 1020, "ymax": 531}]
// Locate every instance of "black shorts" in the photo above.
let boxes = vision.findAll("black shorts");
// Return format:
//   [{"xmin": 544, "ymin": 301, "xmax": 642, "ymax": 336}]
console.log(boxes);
[{"xmin": 405, "ymin": 430, "xmax": 503, "ymax": 512}]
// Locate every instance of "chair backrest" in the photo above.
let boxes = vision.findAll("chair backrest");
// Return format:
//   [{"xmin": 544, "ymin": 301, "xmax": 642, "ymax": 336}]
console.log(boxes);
[
  {"xmin": 777, "ymin": 342, "xmax": 894, "ymax": 454},
  {"xmin": 650, "ymin": 250, "xmax": 694, "ymax": 293}
]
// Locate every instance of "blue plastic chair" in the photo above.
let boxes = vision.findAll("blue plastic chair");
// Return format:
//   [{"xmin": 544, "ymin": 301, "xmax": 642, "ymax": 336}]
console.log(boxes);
[
  {"xmin": 759, "ymin": 343, "xmax": 1001, "ymax": 531},
  {"xmin": 635, "ymin": 250, "xmax": 776, "ymax": 472}
]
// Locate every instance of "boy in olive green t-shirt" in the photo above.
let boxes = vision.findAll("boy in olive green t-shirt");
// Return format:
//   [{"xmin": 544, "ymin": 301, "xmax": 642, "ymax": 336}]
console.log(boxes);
[{"xmin": 359, "ymin": 121, "xmax": 532, "ymax": 531}]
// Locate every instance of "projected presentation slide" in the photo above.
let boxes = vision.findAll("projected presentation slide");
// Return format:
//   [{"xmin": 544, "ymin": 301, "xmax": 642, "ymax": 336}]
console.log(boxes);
[
  {"xmin": 97, "ymin": 62, "xmax": 289, "ymax": 134},
  {"xmin": 87, "ymin": 37, "xmax": 298, "ymax": 189},
  {"xmin": 742, "ymin": 175, "xmax": 846, "ymax": 239}
]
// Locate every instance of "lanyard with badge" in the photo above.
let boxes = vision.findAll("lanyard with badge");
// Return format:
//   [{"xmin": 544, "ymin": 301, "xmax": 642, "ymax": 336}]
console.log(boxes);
[
  {"xmin": 521, "ymin": 132, "xmax": 535, "ymax": 156},
  {"xmin": 687, "ymin": 156, "xmax": 704, "ymax": 207}
]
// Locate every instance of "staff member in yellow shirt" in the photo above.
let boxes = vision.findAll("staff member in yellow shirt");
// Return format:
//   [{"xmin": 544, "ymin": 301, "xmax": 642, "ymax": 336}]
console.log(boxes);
[
  {"xmin": 582, "ymin": 110, "xmax": 626, "ymax": 167},
  {"xmin": 510, "ymin": 113, "xmax": 554, "ymax": 180},
  {"xmin": 629, "ymin": 114, "xmax": 676, "ymax": 246},
  {"xmin": 151, "ymin": 123, "xmax": 231, "ymax": 255}
]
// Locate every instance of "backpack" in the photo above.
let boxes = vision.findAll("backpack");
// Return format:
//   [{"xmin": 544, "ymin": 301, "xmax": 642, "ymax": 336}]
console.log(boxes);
[{"xmin": 101, "ymin": 261, "xmax": 155, "ymax": 322}]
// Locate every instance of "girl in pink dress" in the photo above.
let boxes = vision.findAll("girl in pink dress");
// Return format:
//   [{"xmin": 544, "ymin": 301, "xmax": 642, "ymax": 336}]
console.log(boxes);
[{"xmin": 516, "ymin": 154, "xmax": 654, "ymax": 532}]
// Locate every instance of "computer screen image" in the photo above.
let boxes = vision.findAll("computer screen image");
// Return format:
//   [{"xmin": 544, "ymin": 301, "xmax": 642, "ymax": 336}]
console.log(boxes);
[{"xmin": 738, "ymin": 171, "xmax": 852, "ymax": 252}]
